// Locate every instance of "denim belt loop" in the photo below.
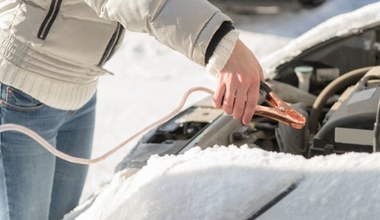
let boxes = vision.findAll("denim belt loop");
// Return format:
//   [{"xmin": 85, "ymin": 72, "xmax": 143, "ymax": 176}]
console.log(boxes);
[
  {"xmin": 0, "ymin": 82, "xmax": 4, "ymax": 102},
  {"xmin": 0, "ymin": 83, "xmax": 8, "ymax": 103}
]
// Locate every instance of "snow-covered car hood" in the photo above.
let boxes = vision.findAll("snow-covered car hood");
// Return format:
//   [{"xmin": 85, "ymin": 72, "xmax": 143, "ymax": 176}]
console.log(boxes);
[
  {"xmin": 66, "ymin": 146, "xmax": 380, "ymax": 220},
  {"xmin": 262, "ymin": 2, "xmax": 380, "ymax": 78}
]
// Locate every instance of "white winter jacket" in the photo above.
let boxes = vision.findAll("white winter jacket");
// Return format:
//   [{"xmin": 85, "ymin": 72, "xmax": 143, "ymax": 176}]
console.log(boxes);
[{"xmin": 0, "ymin": 0, "xmax": 232, "ymax": 110}]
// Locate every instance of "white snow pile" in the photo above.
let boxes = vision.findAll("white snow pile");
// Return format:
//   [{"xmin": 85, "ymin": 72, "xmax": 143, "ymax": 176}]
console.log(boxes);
[{"xmin": 66, "ymin": 145, "xmax": 380, "ymax": 220}]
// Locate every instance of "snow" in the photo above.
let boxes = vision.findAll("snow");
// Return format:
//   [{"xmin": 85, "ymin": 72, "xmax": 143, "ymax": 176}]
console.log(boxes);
[
  {"xmin": 70, "ymin": 0, "xmax": 380, "ymax": 219},
  {"xmin": 261, "ymin": 1, "xmax": 380, "ymax": 78},
  {"xmin": 67, "ymin": 146, "xmax": 380, "ymax": 220}
]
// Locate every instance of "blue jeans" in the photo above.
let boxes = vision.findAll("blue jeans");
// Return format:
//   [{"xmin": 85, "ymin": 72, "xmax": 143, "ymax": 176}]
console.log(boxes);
[{"xmin": 0, "ymin": 83, "xmax": 96, "ymax": 220}]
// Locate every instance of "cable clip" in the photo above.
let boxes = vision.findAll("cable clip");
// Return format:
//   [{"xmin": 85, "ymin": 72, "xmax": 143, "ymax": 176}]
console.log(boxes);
[{"xmin": 255, "ymin": 82, "xmax": 306, "ymax": 129}]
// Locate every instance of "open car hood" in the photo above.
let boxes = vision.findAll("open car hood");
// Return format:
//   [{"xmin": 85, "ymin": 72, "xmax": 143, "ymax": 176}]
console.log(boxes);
[{"xmin": 262, "ymin": 2, "xmax": 380, "ymax": 78}]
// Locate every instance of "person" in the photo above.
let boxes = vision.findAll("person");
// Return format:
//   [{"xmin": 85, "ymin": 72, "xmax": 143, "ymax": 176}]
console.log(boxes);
[{"xmin": 0, "ymin": 0, "xmax": 263, "ymax": 219}]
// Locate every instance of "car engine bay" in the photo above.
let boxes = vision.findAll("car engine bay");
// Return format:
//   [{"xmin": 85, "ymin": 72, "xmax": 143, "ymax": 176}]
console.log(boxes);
[{"xmin": 115, "ymin": 18, "xmax": 380, "ymax": 172}]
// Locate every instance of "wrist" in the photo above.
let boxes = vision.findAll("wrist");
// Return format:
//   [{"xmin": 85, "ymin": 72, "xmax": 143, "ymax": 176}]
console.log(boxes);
[{"xmin": 206, "ymin": 29, "xmax": 240, "ymax": 76}]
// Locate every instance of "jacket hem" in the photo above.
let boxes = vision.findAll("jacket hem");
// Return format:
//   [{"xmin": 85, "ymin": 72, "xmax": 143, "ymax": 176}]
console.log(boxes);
[{"xmin": 0, "ymin": 60, "xmax": 98, "ymax": 110}]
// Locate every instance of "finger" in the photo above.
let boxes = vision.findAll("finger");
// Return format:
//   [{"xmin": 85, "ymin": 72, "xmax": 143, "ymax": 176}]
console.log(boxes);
[
  {"xmin": 222, "ymin": 87, "xmax": 237, "ymax": 115},
  {"xmin": 232, "ymin": 88, "xmax": 247, "ymax": 119},
  {"xmin": 259, "ymin": 66, "xmax": 265, "ymax": 80},
  {"xmin": 242, "ymin": 85, "xmax": 259, "ymax": 125},
  {"xmin": 213, "ymin": 83, "xmax": 226, "ymax": 108}
]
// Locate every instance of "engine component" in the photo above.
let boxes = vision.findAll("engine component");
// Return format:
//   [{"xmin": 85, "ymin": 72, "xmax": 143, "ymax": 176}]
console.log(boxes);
[
  {"xmin": 295, "ymin": 66, "xmax": 313, "ymax": 92},
  {"xmin": 275, "ymin": 103, "xmax": 309, "ymax": 155},
  {"xmin": 115, "ymin": 98, "xmax": 224, "ymax": 171},
  {"xmin": 310, "ymin": 66, "xmax": 380, "ymax": 156},
  {"xmin": 309, "ymin": 66, "xmax": 372, "ymax": 134}
]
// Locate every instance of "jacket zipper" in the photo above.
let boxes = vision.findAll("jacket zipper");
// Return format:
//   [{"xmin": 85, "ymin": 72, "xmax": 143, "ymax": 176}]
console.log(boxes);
[
  {"xmin": 37, "ymin": 0, "xmax": 62, "ymax": 40},
  {"xmin": 98, "ymin": 23, "xmax": 124, "ymax": 66}
]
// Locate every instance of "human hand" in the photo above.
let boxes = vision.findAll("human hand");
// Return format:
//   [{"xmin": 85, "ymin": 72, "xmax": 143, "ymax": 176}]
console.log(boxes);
[{"xmin": 213, "ymin": 39, "xmax": 264, "ymax": 125}]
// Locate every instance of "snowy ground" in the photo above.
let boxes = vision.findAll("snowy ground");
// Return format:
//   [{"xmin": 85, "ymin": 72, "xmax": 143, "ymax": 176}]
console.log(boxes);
[{"xmin": 80, "ymin": 0, "xmax": 379, "ymax": 216}]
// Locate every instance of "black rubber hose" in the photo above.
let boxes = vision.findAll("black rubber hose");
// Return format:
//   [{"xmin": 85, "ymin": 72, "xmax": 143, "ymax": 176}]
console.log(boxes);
[
  {"xmin": 260, "ymin": 81, "xmax": 273, "ymax": 93},
  {"xmin": 309, "ymin": 66, "xmax": 373, "ymax": 135}
]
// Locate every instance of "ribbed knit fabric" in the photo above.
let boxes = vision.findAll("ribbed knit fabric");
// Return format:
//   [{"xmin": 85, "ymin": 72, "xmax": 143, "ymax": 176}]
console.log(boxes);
[
  {"xmin": 0, "ymin": 30, "xmax": 108, "ymax": 110},
  {"xmin": 206, "ymin": 29, "xmax": 239, "ymax": 76}
]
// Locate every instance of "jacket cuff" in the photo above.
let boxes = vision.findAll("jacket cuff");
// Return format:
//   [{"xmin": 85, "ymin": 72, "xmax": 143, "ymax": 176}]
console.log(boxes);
[
  {"xmin": 205, "ymin": 21, "xmax": 235, "ymax": 65},
  {"xmin": 206, "ymin": 29, "xmax": 240, "ymax": 76}
]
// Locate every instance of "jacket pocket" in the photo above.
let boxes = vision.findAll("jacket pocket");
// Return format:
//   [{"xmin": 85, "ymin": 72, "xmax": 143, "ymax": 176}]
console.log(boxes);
[{"xmin": 37, "ymin": 0, "xmax": 62, "ymax": 40}]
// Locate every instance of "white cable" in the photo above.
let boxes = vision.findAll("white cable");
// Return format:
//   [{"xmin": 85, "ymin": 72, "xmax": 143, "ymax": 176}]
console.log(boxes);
[{"xmin": 0, "ymin": 87, "xmax": 214, "ymax": 165}]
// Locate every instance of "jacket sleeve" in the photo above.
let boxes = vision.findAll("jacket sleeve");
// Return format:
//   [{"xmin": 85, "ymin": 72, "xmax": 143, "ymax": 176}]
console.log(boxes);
[{"xmin": 83, "ymin": 0, "xmax": 232, "ymax": 66}]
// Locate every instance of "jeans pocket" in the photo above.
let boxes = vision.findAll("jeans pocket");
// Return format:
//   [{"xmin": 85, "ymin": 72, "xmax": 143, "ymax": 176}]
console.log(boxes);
[{"xmin": 1, "ymin": 85, "xmax": 44, "ymax": 112}]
